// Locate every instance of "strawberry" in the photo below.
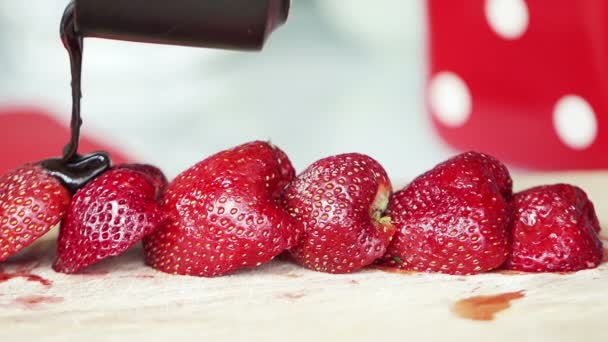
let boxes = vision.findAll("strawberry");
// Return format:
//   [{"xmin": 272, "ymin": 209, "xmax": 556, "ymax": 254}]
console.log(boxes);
[
  {"xmin": 0, "ymin": 164, "xmax": 71, "ymax": 261},
  {"xmin": 379, "ymin": 152, "xmax": 512, "ymax": 275},
  {"xmin": 144, "ymin": 141, "xmax": 301, "ymax": 277},
  {"xmin": 504, "ymin": 184, "xmax": 603, "ymax": 272},
  {"xmin": 281, "ymin": 153, "xmax": 395, "ymax": 274},
  {"xmin": 120, "ymin": 163, "xmax": 168, "ymax": 199},
  {"xmin": 53, "ymin": 164, "xmax": 166, "ymax": 273}
]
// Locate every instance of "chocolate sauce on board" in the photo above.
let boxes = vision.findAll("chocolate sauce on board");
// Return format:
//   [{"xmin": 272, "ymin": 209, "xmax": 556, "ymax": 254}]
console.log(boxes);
[
  {"xmin": 452, "ymin": 291, "xmax": 525, "ymax": 321},
  {"xmin": 43, "ymin": 0, "xmax": 289, "ymax": 192}
]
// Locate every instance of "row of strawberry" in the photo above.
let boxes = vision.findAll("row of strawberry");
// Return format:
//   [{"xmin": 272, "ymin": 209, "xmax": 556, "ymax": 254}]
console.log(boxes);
[{"xmin": 0, "ymin": 141, "xmax": 604, "ymax": 276}]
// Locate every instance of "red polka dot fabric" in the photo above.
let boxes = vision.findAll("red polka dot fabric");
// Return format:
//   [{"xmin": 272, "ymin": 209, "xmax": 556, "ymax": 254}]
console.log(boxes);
[{"xmin": 428, "ymin": 0, "xmax": 605, "ymax": 169}]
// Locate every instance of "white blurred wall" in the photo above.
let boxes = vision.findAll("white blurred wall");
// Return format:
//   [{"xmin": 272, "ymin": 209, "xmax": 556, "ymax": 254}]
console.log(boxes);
[{"xmin": 0, "ymin": 1, "xmax": 451, "ymax": 181}]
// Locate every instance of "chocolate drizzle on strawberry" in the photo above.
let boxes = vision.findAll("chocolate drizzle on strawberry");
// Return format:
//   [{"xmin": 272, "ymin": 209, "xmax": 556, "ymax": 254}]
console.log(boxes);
[
  {"xmin": 42, "ymin": 153, "xmax": 111, "ymax": 194},
  {"xmin": 41, "ymin": 2, "xmax": 111, "ymax": 194}
]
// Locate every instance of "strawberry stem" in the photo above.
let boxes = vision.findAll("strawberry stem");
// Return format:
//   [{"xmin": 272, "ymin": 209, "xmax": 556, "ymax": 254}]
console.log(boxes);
[
  {"xmin": 371, "ymin": 183, "xmax": 392, "ymax": 225},
  {"xmin": 393, "ymin": 256, "xmax": 404, "ymax": 265}
]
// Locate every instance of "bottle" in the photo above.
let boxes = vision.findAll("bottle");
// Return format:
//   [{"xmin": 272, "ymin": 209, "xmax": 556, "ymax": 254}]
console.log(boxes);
[{"xmin": 72, "ymin": 0, "xmax": 290, "ymax": 50}]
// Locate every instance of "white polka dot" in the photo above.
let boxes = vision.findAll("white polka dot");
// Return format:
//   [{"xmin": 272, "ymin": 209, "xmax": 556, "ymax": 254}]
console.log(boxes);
[
  {"xmin": 553, "ymin": 95, "xmax": 598, "ymax": 150},
  {"xmin": 429, "ymin": 72, "xmax": 472, "ymax": 127},
  {"xmin": 485, "ymin": 0, "xmax": 529, "ymax": 39}
]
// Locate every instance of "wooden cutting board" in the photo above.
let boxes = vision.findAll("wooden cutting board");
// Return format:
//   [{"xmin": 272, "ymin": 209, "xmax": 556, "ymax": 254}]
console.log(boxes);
[{"xmin": 1, "ymin": 172, "xmax": 607, "ymax": 342}]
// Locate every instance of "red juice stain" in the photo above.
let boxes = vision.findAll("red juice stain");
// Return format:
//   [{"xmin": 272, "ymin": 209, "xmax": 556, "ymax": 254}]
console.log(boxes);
[
  {"xmin": 452, "ymin": 291, "xmax": 525, "ymax": 321},
  {"xmin": 0, "ymin": 270, "xmax": 11, "ymax": 283},
  {"xmin": 15, "ymin": 295, "xmax": 63, "ymax": 308},
  {"xmin": 0, "ymin": 265, "xmax": 52, "ymax": 288},
  {"xmin": 23, "ymin": 274, "xmax": 53, "ymax": 287}
]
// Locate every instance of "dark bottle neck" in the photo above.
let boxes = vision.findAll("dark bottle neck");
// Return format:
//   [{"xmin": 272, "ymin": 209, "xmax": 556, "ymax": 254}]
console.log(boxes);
[{"xmin": 71, "ymin": 0, "xmax": 290, "ymax": 50}]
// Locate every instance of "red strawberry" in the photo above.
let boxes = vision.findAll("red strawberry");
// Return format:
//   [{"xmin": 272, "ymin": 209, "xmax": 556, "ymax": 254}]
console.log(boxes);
[
  {"xmin": 144, "ymin": 141, "xmax": 301, "ymax": 277},
  {"xmin": 380, "ymin": 152, "xmax": 512, "ymax": 275},
  {"xmin": 0, "ymin": 164, "xmax": 71, "ymax": 261},
  {"xmin": 120, "ymin": 163, "xmax": 168, "ymax": 199},
  {"xmin": 53, "ymin": 164, "xmax": 166, "ymax": 273},
  {"xmin": 281, "ymin": 153, "xmax": 395, "ymax": 274},
  {"xmin": 504, "ymin": 184, "xmax": 603, "ymax": 272},
  {"xmin": 454, "ymin": 151, "xmax": 512, "ymax": 199}
]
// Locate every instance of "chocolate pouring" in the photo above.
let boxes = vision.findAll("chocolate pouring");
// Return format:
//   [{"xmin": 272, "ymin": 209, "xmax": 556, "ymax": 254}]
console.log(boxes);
[{"xmin": 42, "ymin": 0, "xmax": 290, "ymax": 192}]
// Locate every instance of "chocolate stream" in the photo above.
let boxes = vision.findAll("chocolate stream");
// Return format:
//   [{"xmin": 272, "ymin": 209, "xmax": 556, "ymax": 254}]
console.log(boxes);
[{"xmin": 44, "ymin": 0, "xmax": 289, "ymax": 193}]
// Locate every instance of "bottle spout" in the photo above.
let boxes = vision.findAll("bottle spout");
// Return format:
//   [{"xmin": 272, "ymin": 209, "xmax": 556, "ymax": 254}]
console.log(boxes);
[
  {"xmin": 275, "ymin": 0, "xmax": 291, "ymax": 30},
  {"xmin": 264, "ymin": 0, "xmax": 290, "ymax": 45}
]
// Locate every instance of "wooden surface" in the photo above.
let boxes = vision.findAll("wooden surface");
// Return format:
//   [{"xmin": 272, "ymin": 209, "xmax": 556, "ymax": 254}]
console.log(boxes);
[{"xmin": 1, "ymin": 172, "xmax": 607, "ymax": 341}]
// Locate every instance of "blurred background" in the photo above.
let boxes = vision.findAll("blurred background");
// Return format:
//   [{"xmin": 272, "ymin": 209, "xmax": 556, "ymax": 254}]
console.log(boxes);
[
  {"xmin": 0, "ymin": 0, "xmax": 603, "ymax": 180},
  {"xmin": 0, "ymin": 0, "xmax": 445, "ymax": 181}
]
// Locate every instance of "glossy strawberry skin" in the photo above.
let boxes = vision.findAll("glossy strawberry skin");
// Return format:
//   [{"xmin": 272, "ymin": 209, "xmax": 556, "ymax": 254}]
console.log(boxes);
[
  {"xmin": 120, "ymin": 163, "xmax": 169, "ymax": 199},
  {"xmin": 144, "ymin": 141, "xmax": 301, "ymax": 277},
  {"xmin": 53, "ymin": 165, "xmax": 165, "ymax": 274},
  {"xmin": 454, "ymin": 151, "xmax": 512, "ymax": 199},
  {"xmin": 420, "ymin": 151, "xmax": 513, "ymax": 199},
  {"xmin": 0, "ymin": 164, "xmax": 70, "ymax": 261},
  {"xmin": 282, "ymin": 153, "xmax": 395, "ymax": 274},
  {"xmin": 380, "ymin": 152, "xmax": 512, "ymax": 275},
  {"xmin": 504, "ymin": 184, "xmax": 603, "ymax": 272}
]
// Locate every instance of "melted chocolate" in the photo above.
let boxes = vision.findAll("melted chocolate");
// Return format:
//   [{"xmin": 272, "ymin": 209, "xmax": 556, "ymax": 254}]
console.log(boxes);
[
  {"xmin": 42, "ymin": 153, "xmax": 111, "ymax": 194},
  {"xmin": 452, "ymin": 291, "xmax": 525, "ymax": 321},
  {"xmin": 60, "ymin": 2, "xmax": 82, "ymax": 162},
  {"xmin": 42, "ymin": 3, "xmax": 111, "ymax": 193},
  {"xmin": 45, "ymin": 0, "xmax": 289, "ymax": 192}
]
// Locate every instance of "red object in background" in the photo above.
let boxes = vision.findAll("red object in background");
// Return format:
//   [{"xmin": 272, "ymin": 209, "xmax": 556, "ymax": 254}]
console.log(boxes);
[
  {"xmin": 0, "ymin": 107, "xmax": 132, "ymax": 174},
  {"xmin": 427, "ymin": 0, "xmax": 607, "ymax": 169}
]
